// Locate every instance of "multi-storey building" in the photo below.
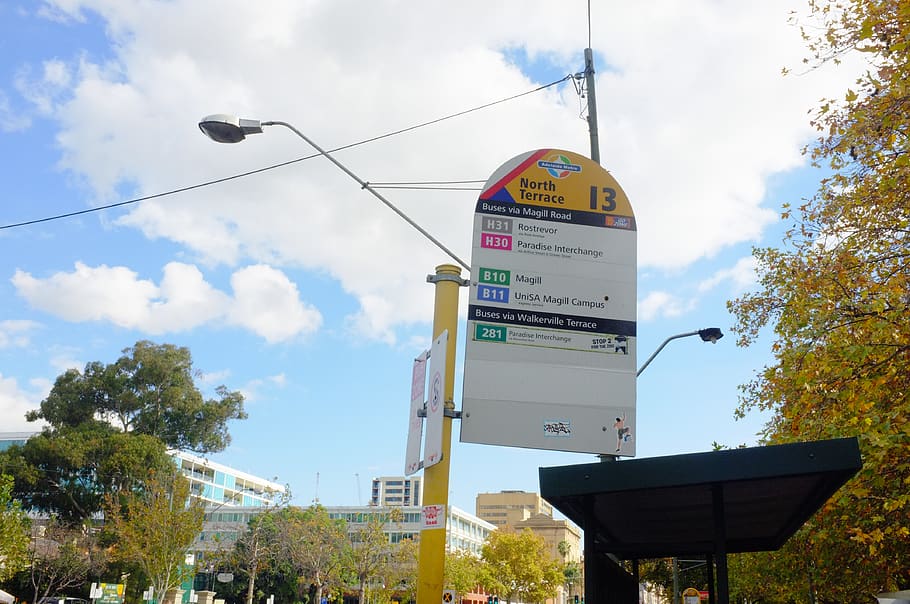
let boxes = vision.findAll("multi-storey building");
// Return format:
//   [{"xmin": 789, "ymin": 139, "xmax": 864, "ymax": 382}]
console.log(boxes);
[
  {"xmin": 475, "ymin": 490, "xmax": 553, "ymax": 528},
  {"xmin": 172, "ymin": 450, "xmax": 285, "ymax": 508},
  {"xmin": 369, "ymin": 475, "xmax": 422, "ymax": 507},
  {"xmin": 194, "ymin": 504, "xmax": 495, "ymax": 558},
  {"xmin": 0, "ymin": 431, "xmax": 39, "ymax": 452},
  {"xmin": 326, "ymin": 504, "xmax": 494, "ymax": 556},
  {"xmin": 476, "ymin": 490, "xmax": 582, "ymax": 604}
]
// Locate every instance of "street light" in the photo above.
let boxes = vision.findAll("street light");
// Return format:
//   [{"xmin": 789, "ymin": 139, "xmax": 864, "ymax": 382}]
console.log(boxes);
[
  {"xmin": 197, "ymin": 114, "xmax": 469, "ymax": 270},
  {"xmin": 637, "ymin": 327, "xmax": 723, "ymax": 377},
  {"xmin": 633, "ymin": 327, "xmax": 723, "ymax": 602},
  {"xmin": 199, "ymin": 113, "xmax": 464, "ymax": 604},
  {"xmin": 594, "ymin": 327, "xmax": 724, "ymax": 463}
]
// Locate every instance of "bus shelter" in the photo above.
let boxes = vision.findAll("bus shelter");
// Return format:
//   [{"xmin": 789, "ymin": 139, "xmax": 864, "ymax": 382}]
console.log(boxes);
[{"xmin": 539, "ymin": 438, "xmax": 862, "ymax": 604}]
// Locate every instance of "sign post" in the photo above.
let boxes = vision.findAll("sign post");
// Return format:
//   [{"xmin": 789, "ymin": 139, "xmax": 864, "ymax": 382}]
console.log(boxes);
[
  {"xmin": 461, "ymin": 149, "xmax": 637, "ymax": 455},
  {"xmin": 416, "ymin": 265, "xmax": 464, "ymax": 604}
]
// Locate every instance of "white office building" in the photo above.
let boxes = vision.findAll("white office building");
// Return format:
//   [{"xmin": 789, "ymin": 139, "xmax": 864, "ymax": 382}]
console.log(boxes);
[
  {"xmin": 325, "ymin": 504, "xmax": 495, "ymax": 555},
  {"xmin": 171, "ymin": 450, "xmax": 285, "ymax": 507}
]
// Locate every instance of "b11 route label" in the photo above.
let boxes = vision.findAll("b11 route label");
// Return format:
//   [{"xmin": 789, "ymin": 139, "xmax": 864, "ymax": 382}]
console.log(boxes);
[{"xmin": 461, "ymin": 148, "xmax": 638, "ymax": 456}]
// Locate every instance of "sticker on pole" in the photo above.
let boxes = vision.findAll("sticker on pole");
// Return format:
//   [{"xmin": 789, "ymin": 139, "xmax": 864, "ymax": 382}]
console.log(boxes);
[{"xmin": 421, "ymin": 503, "xmax": 446, "ymax": 530}]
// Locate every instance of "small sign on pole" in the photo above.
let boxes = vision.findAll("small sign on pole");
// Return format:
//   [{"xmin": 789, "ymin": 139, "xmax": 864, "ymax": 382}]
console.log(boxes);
[
  {"xmin": 423, "ymin": 330, "xmax": 448, "ymax": 469},
  {"xmin": 404, "ymin": 350, "xmax": 428, "ymax": 475}
]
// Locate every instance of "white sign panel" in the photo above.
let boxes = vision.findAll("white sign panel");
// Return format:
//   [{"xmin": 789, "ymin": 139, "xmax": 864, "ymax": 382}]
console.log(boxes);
[
  {"xmin": 461, "ymin": 149, "xmax": 637, "ymax": 455},
  {"xmin": 421, "ymin": 503, "xmax": 446, "ymax": 530},
  {"xmin": 423, "ymin": 330, "xmax": 448, "ymax": 468},
  {"xmin": 404, "ymin": 351, "xmax": 428, "ymax": 475}
]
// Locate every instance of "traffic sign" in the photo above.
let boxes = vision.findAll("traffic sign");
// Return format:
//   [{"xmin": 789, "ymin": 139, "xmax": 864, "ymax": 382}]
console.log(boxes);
[{"xmin": 461, "ymin": 149, "xmax": 637, "ymax": 455}]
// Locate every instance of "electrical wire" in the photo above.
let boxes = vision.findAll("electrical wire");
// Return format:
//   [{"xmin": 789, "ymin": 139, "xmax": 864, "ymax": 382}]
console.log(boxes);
[
  {"xmin": 0, "ymin": 75, "xmax": 572, "ymax": 231},
  {"xmin": 588, "ymin": 0, "xmax": 591, "ymax": 48},
  {"xmin": 367, "ymin": 179, "xmax": 485, "ymax": 191}
]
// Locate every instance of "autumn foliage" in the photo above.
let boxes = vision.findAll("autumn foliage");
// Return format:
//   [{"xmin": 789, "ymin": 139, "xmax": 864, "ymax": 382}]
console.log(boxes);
[{"xmin": 728, "ymin": 0, "xmax": 910, "ymax": 599}]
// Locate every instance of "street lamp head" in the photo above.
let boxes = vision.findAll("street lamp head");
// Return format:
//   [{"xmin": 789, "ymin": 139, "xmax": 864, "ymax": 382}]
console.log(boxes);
[
  {"xmin": 198, "ymin": 114, "xmax": 263, "ymax": 143},
  {"xmin": 698, "ymin": 327, "xmax": 723, "ymax": 344}
]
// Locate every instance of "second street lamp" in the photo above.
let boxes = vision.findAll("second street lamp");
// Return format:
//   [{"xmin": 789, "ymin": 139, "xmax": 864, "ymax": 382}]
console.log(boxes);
[{"xmin": 637, "ymin": 327, "xmax": 723, "ymax": 377}]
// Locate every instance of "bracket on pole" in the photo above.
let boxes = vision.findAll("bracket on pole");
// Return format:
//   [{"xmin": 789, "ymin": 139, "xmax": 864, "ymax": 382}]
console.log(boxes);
[
  {"xmin": 427, "ymin": 273, "xmax": 469, "ymax": 286},
  {"xmin": 417, "ymin": 406, "xmax": 462, "ymax": 420}
]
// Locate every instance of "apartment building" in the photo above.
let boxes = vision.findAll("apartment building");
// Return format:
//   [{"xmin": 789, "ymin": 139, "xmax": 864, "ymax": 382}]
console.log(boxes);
[
  {"xmin": 475, "ymin": 490, "xmax": 553, "ymax": 528},
  {"xmin": 370, "ymin": 475, "xmax": 422, "ymax": 507}
]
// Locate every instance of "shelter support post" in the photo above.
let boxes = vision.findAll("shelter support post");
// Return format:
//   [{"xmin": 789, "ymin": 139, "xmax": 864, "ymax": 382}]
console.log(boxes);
[
  {"xmin": 706, "ymin": 554, "xmax": 715, "ymax": 604},
  {"xmin": 584, "ymin": 503, "xmax": 598, "ymax": 604},
  {"xmin": 712, "ymin": 484, "xmax": 730, "ymax": 604}
]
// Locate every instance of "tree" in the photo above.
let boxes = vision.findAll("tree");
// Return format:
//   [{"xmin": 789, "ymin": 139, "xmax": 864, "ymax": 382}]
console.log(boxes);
[
  {"xmin": 103, "ymin": 469, "xmax": 205, "ymax": 603},
  {"xmin": 28, "ymin": 341, "xmax": 246, "ymax": 453},
  {"xmin": 479, "ymin": 529, "xmax": 562, "ymax": 604},
  {"xmin": 556, "ymin": 540, "xmax": 582, "ymax": 601},
  {"xmin": 24, "ymin": 520, "xmax": 104, "ymax": 604},
  {"xmin": 0, "ymin": 474, "xmax": 30, "ymax": 581},
  {"xmin": 2, "ymin": 427, "xmax": 173, "ymax": 524},
  {"xmin": 282, "ymin": 505, "xmax": 347, "ymax": 604},
  {"xmin": 228, "ymin": 503, "xmax": 290, "ymax": 604},
  {"xmin": 728, "ymin": 0, "xmax": 910, "ymax": 598},
  {"xmin": 1, "ymin": 340, "xmax": 247, "ymax": 523},
  {"xmin": 379, "ymin": 538, "xmax": 418, "ymax": 604},
  {"xmin": 444, "ymin": 550, "xmax": 483, "ymax": 596},
  {"xmin": 342, "ymin": 509, "xmax": 400, "ymax": 603}
]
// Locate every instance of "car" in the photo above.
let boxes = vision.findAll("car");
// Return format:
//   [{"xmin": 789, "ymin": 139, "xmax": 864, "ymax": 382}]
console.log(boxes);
[{"xmin": 38, "ymin": 597, "xmax": 89, "ymax": 604}]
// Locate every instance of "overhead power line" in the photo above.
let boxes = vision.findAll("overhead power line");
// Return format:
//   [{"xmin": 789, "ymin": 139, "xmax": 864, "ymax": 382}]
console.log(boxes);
[{"xmin": 1, "ymin": 75, "xmax": 571, "ymax": 231}]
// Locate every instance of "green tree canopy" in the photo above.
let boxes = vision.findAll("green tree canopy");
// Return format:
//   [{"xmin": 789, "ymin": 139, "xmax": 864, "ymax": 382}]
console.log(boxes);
[
  {"xmin": 479, "ymin": 529, "xmax": 562, "ymax": 604},
  {"xmin": 728, "ymin": 0, "xmax": 910, "ymax": 598},
  {"xmin": 28, "ymin": 341, "xmax": 246, "ymax": 453},
  {"xmin": 0, "ymin": 473, "xmax": 30, "ymax": 582},
  {"xmin": 1, "ymin": 340, "xmax": 246, "ymax": 523},
  {"xmin": 282, "ymin": 504, "xmax": 347, "ymax": 604},
  {"xmin": 3, "ymin": 426, "xmax": 172, "ymax": 523},
  {"xmin": 103, "ymin": 469, "xmax": 205, "ymax": 603},
  {"xmin": 444, "ymin": 550, "xmax": 483, "ymax": 596}
]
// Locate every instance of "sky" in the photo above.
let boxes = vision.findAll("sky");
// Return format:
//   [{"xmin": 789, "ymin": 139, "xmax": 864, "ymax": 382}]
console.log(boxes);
[{"xmin": 0, "ymin": 1, "xmax": 861, "ymax": 516}]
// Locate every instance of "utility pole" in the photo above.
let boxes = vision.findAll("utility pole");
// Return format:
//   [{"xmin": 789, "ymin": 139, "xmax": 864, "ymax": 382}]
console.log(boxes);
[{"xmin": 584, "ymin": 47, "xmax": 600, "ymax": 164}]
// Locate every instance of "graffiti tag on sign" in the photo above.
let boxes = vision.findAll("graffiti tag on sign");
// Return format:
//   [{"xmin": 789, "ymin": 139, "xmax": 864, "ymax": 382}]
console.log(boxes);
[{"xmin": 543, "ymin": 420, "xmax": 572, "ymax": 437}]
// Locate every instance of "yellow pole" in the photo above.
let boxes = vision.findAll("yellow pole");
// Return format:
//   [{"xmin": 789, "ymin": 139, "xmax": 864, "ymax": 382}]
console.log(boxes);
[{"xmin": 417, "ymin": 263, "xmax": 463, "ymax": 603}]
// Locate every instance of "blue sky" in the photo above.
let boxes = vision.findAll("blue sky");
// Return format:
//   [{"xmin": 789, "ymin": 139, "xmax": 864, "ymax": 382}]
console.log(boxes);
[{"xmin": 0, "ymin": 1, "xmax": 858, "ymax": 515}]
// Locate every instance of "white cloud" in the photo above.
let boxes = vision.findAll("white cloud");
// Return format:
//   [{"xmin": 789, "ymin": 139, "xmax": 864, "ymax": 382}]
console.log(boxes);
[
  {"xmin": 18, "ymin": 0, "xmax": 858, "ymax": 341},
  {"xmin": 12, "ymin": 261, "xmax": 321, "ymax": 342},
  {"xmin": 0, "ymin": 320, "xmax": 40, "ymax": 348},
  {"xmin": 639, "ymin": 291, "xmax": 693, "ymax": 322},
  {"xmin": 198, "ymin": 369, "xmax": 232, "ymax": 386},
  {"xmin": 227, "ymin": 264, "xmax": 322, "ymax": 343},
  {"xmin": 0, "ymin": 91, "xmax": 31, "ymax": 132},
  {"xmin": 0, "ymin": 373, "xmax": 43, "ymax": 432},
  {"xmin": 698, "ymin": 256, "xmax": 759, "ymax": 294},
  {"xmin": 14, "ymin": 59, "xmax": 73, "ymax": 116}
]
